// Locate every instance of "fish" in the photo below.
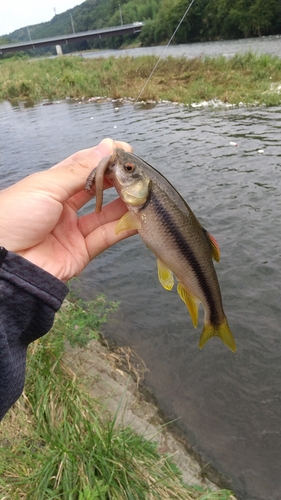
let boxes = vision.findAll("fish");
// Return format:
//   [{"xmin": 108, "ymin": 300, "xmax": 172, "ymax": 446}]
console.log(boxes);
[{"xmin": 85, "ymin": 148, "xmax": 236, "ymax": 352}]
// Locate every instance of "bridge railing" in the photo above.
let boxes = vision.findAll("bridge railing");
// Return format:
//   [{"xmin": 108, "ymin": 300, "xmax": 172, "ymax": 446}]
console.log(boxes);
[{"xmin": 0, "ymin": 23, "xmax": 145, "ymax": 55}]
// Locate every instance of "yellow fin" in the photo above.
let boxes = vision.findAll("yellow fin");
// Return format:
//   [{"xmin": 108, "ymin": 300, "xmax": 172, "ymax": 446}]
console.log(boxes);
[
  {"xmin": 206, "ymin": 231, "xmax": 220, "ymax": 262},
  {"xmin": 177, "ymin": 282, "xmax": 200, "ymax": 328},
  {"xmin": 115, "ymin": 212, "xmax": 141, "ymax": 235},
  {"xmin": 199, "ymin": 319, "xmax": 236, "ymax": 352},
  {"xmin": 157, "ymin": 260, "xmax": 174, "ymax": 291}
]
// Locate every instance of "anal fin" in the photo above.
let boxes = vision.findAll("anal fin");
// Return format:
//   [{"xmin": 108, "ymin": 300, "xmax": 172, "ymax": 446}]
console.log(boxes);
[{"xmin": 177, "ymin": 282, "xmax": 200, "ymax": 328}]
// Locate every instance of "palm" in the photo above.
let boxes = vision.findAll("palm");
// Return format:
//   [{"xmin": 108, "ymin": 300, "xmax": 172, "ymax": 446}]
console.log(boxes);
[
  {"xmin": 0, "ymin": 139, "xmax": 135, "ymax": 282},
  {"xmin": 19, "ymin": 200, "xmax": 90, "ymax": 281}
]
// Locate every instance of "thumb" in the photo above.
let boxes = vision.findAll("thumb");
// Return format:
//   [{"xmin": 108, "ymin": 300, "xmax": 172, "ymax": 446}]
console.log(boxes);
[
  {"xmin": 15, "ymin": 139, "xmax": 132, "ymax": 203},
  {"xmin": 45, "ymin": 138, "xmax": 131, "ymax": 200}
]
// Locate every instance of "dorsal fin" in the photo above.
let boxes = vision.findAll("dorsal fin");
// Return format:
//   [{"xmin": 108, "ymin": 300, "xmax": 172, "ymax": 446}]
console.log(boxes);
[{"xmin": 205, "ymin": 230, "xmax": 220, "ymax": 262}]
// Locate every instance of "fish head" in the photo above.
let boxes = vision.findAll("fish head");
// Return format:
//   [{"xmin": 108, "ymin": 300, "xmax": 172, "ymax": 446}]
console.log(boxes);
[
  {"xmin": 109, "ymin": 149, "xmax": 151, "ymax": 206},
  {"xmin": 85, "ymin": 148, "xmax": 152, "ymax": 212}
]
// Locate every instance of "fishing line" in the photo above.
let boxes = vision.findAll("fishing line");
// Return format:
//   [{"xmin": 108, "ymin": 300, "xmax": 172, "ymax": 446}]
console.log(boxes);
[{"xmin": 133, "ymin": 0, "xmax": 197, "ymax": 108}]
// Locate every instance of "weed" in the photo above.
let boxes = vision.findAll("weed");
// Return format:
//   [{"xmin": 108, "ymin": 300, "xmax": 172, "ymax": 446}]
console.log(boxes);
[
  {"xmin": 56, "ymin": 293, "xmax": 119, "ymax": 348},
  {"xmin": 0, "ymin": 294, "xmax": 234, "ymax": 499},
  {"xmin": 0, "ymin": 52, "xmax": 281, "ymax": 106}
]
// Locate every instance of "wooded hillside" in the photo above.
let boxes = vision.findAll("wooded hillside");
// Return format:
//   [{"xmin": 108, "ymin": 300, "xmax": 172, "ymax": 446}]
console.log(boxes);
[{"xmin": 1, "ymin": 0, "xmax": 281, "ymax": 54}]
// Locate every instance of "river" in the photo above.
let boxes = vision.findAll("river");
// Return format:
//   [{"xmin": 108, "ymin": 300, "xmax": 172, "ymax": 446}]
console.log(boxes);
[
  {"xmin": 81, "ymin": 33, "xmax": 281, "ymax": 59},
  {"xmin": 2, "ymin": 37, "xmax": 281, "ymax": 500}
]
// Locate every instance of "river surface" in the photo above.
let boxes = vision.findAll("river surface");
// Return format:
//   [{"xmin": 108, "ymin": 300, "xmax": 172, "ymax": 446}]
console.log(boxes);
[
  {"xmin": 81, "ymin": 33, "xmax": 281, "ymax": 59},
  {"xmin": 1, "ymin": 37, "xmax": 281, "ymax": 500}
]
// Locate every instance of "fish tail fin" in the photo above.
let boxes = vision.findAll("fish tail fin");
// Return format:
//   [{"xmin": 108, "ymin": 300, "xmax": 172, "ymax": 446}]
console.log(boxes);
[{"xmin": 199, "ymin": 319, "xmax": 236, "ymax": 352}]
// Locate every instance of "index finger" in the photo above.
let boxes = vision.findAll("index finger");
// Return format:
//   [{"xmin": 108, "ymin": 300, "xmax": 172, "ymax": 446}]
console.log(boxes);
[
  {"xmin": 52, "ymin": 139, "xmax": 132, "ymax": 171},
  {"xmin": 52, "ymin": 138, "xmax": 132, "ymax": 195},
  {"xmin": 26, "ymin": 138, "xmax": 132, "ymax": 204}
]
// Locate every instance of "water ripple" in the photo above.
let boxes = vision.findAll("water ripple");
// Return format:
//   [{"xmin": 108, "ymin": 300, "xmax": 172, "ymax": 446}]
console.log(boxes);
[{"xmin": 2, "ymin": 99, "xmax": 281, "ymax": 500}]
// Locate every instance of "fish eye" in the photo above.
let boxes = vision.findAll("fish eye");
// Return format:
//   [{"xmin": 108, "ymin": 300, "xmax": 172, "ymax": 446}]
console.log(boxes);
[{"xmin": 124, "ymin": 163, "xmax": 135, "ymax": 172}]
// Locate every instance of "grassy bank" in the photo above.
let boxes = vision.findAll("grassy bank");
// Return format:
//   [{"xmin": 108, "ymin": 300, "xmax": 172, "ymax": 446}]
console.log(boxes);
[
  {"xmin": 0, "ymin": 294, "xmax": 233, "ymax": 500},
  {"xmin": 1, "ymin": 51, "xmax": 281, "ymax": 106}
]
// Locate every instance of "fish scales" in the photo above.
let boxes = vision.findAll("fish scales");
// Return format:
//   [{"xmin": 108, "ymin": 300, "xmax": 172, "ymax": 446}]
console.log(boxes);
[
  {"xmin": 138, "ymin": 185, "xmax": 223, "ymax": 326},
  {"xmin": 85, "ymin": 148, "xmax": 236, "ymax": 352}
]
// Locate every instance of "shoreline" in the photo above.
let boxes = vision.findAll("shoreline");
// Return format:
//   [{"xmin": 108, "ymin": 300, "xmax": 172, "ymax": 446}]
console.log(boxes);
[
  {"xmin": 63, "ymin": 336, "xmax": 236, "ymax": 498},
  {"xmin": 1, "ymin": 52, "xmax": 281, "ymax": 107}
]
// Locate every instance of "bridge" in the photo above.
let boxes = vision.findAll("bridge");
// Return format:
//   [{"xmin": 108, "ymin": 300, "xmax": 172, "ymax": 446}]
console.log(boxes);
[{"xmin": 0, "ymin": 23, "xmax": 144, "ymax": 55}]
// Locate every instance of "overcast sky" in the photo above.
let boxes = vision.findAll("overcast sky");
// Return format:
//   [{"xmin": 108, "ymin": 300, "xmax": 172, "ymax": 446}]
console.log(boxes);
[{"xmin": 0, "ymin": 0, "xmax": 85, "ymax": 36}]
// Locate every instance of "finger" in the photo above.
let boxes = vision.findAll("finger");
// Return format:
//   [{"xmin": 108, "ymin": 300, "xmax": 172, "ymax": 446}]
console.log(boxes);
[
  {"xmin": 63, "ymin": 140, "xmax": 133, "ymax": 212},
  {"xmin": 52, "ymin": 139, "xmax": 132, "ymax": 170},
  {"xmin": 78, "ymin": 198, "xmax": 128, "ymax": 237},
  {"xmin": 20, "ymin": 138, "xmax": 132, "ymax": 203},
  {"xmin": 67, "ymin": 177, "xmax": 113, "ymax": 212},
  {"xmin": 85, "ymin": 220, "xmax": 137, "ymax": 260},
  {"xmin": 47, "ymin": 138, "xmax": 132, "ymax": 199}
]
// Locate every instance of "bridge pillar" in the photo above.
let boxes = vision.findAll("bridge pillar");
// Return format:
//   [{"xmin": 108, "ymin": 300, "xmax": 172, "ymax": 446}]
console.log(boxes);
[{"xmin": 56, "ymin": 45, "xmax": 63, "ymax": 56}]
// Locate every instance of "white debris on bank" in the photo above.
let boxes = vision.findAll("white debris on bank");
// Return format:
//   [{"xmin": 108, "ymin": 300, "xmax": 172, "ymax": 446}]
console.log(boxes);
[
  {"xmin": 42, "ymin": 95, "xmax": 268, "ymax": 110},
  {"xmin": 269, "ymin": 82, "xmax": 281, "ymax": 93}
]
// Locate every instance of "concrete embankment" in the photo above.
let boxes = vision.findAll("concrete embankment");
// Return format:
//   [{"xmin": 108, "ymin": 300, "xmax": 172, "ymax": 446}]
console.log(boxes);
[{"xmin": 64, "ymin": 339, "xmax": 236, "ymax": 497}]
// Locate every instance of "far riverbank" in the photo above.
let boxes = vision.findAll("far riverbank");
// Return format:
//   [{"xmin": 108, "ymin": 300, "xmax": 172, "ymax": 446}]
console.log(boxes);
[{"xmin": 1, "ymin": 51, "xmax": 281, "ymax": 107}]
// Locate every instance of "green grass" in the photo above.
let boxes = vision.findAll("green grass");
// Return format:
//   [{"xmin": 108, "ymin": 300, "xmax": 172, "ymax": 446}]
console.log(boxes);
[
  {"xmin": 0, "ymin": 294, "xmax": 233, "ymax": 500},
  {"xmin": 1, "ymin": 51, "xmax": 281, "ymax": 106}
]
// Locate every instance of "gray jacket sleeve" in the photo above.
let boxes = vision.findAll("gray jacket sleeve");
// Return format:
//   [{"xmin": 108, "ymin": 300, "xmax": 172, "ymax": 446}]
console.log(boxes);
[{"xmin": 0, "ymin": 247, "xmax": 69, "ymax": 420}]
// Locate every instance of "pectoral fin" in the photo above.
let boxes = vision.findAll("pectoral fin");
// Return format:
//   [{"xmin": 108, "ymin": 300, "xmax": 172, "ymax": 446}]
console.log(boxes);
[
  {"xmin": 157, "ymin": 260, "xmax": 174, "ymax": 291},
  {"xmin": 205, "ymin": 231, "xmax": 220, "ymax": 262},
  {"xmin": 115, "ymin": 212, "xmax": 141, "ymax": 235},
  {"xmin": 177, "ymin": 282, "xmax": 200, "ymax": 328}
]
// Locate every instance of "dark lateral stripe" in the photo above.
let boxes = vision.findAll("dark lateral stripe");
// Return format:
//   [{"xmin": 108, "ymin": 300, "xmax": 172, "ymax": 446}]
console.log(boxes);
[{"xmin": 149, "ymin": 190, "xmax": 220, "ymax": 324}]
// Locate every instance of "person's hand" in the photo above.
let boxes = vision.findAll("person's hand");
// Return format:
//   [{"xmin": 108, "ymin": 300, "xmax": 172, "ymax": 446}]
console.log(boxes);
[{"xmin": 0, "ymin": 138, "xmax": 136, "ymax": 282}]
